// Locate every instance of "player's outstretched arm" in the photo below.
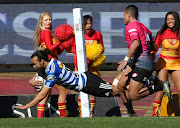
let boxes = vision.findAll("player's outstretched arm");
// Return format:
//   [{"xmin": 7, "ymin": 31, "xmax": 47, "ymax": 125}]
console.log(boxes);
[
  {"xmin": 12, "ymin": 86, "xmax": 51, "ymax": 109},
  {"xmin": 117, "ymin": 40, "xmax": 140, "ymax": 71}
]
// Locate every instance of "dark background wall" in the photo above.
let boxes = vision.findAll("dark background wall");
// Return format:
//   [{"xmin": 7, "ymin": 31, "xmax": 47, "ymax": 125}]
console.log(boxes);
[
  {"xmin": 0, "ymin": 0, "xmax": 180, "ymax": 3},
  {"xmin": 0, "ymin": 95, "xmax": 120, "ymax": 118}
]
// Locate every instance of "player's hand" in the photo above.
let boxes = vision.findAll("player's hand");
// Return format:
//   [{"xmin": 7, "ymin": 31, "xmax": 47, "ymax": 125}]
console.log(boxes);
[
  {"xmin": 117, "ymin": 60, "xmax": 127, "ymax": 71},
  {"xmin": 29, "ymin": 77, "xmax": 43, "ymax": 88},
  {"xmin": 33, "ymin": 81, "xmax": 43, "ymax": 88},
  {"xmin": 12, "ymin": 105, "xmax": 28, "ymax": 110}
]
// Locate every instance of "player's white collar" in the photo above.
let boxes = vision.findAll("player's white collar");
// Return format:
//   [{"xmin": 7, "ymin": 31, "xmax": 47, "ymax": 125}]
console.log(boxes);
[
  {"xmin": 131, "ymin": 20, "xmax": 138, "ymax": 23},
  {"xmin": 45, "ymin": 58, "xmax": 54, "ymax": 73}
]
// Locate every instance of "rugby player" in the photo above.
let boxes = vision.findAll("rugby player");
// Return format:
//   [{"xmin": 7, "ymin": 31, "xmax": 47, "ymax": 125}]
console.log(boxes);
[
  {"xmin": 13, "ymin": 49, "xmax": 119, "ymax": 110},
  {"xmin": 117, "ymin": 5, "xmax": 171, "ymax": 117}
]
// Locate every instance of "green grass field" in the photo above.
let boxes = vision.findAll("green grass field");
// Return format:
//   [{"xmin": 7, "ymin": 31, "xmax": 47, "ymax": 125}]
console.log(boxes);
[{"xmin": 0, "ymin": 117, "xmax": 180, "ymax": 128}]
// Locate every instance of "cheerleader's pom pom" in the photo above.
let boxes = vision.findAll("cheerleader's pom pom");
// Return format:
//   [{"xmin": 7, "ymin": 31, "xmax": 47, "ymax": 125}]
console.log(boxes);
[
  {"xmin": 91, "ymin": 55, "xmax": 106, "ymax": 67},
  {"xmin": 86, "ymin": 41, "xmax": 103, "ymax": 60},
  {"xmin": 54, "ymin": 24, "xmax": 74, "ymax": 41},
  {"xmin": 61, "ymin": 36, "xmax": 75, "ymax": 50}
]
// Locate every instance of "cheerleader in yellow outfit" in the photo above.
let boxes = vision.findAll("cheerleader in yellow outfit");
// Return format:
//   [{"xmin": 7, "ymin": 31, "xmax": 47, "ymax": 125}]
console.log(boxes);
[{"xmin": 152, "ymin": 11, "xmax": 180, "ymax": 117}]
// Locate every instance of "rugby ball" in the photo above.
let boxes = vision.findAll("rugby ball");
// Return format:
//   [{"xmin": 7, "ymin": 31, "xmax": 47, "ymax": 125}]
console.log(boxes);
[{"xmin": 34, "ymin": 76, "xmax": 46, "ymax": 92}]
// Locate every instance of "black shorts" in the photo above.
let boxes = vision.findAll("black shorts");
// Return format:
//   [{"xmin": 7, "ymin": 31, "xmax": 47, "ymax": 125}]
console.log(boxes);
[
  {"xmin": 81, "ymin": 72, "xmax": 113, "ymax": 97},
  {"xmin": 131, "ymin": 67, "xmax": 153, "ymax": 84}
]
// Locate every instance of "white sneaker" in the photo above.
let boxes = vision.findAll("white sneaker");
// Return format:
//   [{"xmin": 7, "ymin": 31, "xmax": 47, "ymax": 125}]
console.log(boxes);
[
  {"xmin": 122, "ymin": 113, "xmax": 137, "ymax": 117},
  {"xmin": 163, "ymin": 80, "xmax": 171, "ymax": 99}
]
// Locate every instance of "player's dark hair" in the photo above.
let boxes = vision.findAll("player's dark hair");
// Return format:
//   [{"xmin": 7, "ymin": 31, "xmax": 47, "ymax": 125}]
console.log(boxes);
[
  {"xmin": 157, "ymin": 11, "xmax": 180, "ymax": 39},
  {"xmin": 125, "ymin": 5, "xmax": 138, "ymax": 19},
  {"xmin": 83, "ymin": 15, "xmax": 93, "ymax": 26},
  {"xmin": 31, "ymin": 48, "xmax": 51, "ymax": 62}
]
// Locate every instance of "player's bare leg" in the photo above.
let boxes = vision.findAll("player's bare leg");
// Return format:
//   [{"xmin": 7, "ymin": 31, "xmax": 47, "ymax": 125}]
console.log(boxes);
[
  {"xmin": 112, "ymin": 85, "xmax": 120, "ymax": 96},
  {"xmin": 129, "ymin": 78, "xmax": 171, "ymax": 100},
  {"xmin": 128, "ymin": 79, "xmax": 148, "ymax": 100},
  {"xmin": 117, "ymin": 66, "xmax": 136, "ymax": 117}
]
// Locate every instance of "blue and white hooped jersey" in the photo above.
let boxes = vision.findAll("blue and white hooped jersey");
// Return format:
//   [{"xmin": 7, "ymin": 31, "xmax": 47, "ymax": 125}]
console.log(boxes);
[{"xmin": 44, "ymin": 59, "xmax": 87, "ymax": 91}]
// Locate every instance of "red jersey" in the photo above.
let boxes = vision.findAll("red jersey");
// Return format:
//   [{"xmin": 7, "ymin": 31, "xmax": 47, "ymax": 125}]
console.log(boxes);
[{"xmin": 84, "ymin": 30, "xmax": 104, "ymax": 52}]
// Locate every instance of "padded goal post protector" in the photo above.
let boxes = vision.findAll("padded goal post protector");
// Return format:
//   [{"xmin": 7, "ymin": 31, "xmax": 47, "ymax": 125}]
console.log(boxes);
[
  {"xmin": 160, "ymin": 93, "xmax": 180, "ymax": 116},
  {"xmin": 73, "ymin": 8, "xmax": 91, "ymax": 117}
]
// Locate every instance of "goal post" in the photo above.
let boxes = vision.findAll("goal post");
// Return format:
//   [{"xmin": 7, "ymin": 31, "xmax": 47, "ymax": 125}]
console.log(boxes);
[{"xmin": 73, "ymin": 8, "xmax": 91, "ymax": 117}]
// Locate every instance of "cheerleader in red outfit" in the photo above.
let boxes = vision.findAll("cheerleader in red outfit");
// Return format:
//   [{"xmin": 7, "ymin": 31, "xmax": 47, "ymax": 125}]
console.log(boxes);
[
  {"xmin": 152, "ymin": 11, "xmax": 180, "ymax": 117},
  {"xmin": 29, "ymin": 12, "xmax": 68, "ymax": 118},
  {"xmin": 71, "ymin": 15, "xmax": 106, "ymax": 117}
]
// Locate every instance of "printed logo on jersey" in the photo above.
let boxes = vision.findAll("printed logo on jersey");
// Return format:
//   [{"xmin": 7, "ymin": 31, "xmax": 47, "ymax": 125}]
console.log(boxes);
[
  {"xmin": 128, "ymin": 28, "xmax": 137, "ymax": 33},
  {"xmin": 132, "ymin": 73, "xmax": 138, "ymax": 78},
  {"xmin": 47, "ymin": 75, "xmax": 56, "ymax": 81},
  {"xmin": 59, "ymin": 62, "xmax": 64, "ymax": 69},
  {"xmin": 128, "ymin": 29, "xmax": 138, "ymax": 36},
  {"xmin": 105, "ymin": 92, "xmax": 110, "ymax": 97}
]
